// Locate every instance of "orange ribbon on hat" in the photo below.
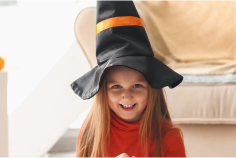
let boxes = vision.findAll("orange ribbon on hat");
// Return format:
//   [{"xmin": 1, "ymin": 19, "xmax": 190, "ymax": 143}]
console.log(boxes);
[{"xmin": 96, "ymin": 16, "xmax": 144, "ymax": 35}]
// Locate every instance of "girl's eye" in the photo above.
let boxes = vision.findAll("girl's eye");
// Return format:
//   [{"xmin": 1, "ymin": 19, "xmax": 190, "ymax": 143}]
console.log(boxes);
[
  {"xmin": 133, "ymin": 84, "xmax": 142, "ymax": 88},
  {"xmin": 112, "ymin": 85, "xmax": 122, "ymax": 89}
]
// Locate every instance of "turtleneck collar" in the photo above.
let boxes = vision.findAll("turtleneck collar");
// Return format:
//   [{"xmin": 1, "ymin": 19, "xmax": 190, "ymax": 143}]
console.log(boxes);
[{"xmin": 110, "ymin": 110, "xmax": 140, "ymax": 131}]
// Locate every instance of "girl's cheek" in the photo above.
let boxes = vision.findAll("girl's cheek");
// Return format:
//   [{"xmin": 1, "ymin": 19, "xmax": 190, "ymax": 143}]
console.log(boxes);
[
  {"xmin": 133, "ymin": 89, "xmax": 148, "ymax": 96},
  {"xmin": 108, "ymin": 89, "xmax": 122, "ymax": 96},
  {"xmin": 107, "ymin": 90, "xmax": 122, "ymax": 102}
]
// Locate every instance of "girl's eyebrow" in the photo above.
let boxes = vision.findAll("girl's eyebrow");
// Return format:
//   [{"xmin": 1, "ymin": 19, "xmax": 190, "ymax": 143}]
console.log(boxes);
[
  {"xmin": 107, "ymin": 79, "xmax": 116, "ymax": 84},
  {"xmin": 107, "ymin": 79, "xmax": 116, "ymax": 83},
  {"xmin": 107, "ymin": 78, "xmax": 146, "ymax": 84},
  {"xmin": 138, "ymin": 78, "xmax": 146, "ymax": 82}
]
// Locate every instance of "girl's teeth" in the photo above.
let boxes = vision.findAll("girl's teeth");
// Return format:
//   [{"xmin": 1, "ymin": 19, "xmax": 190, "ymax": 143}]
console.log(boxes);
[
  {"xmin": 123, "ymin": 104, "xmax": 134, "ymax": 107},
  {"xmin": 124, "ymin": 105, "xmax": 130, "ymax": 107}
]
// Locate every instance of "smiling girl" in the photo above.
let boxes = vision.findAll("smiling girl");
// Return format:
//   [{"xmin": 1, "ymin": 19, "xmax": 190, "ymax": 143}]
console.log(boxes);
[
  {"xmin": 71, "ymin": 1, "xmax": 186, "ymax": 157},
  {"xmin": 74, "ymin": 66, "xmax": 186, "ymax": 157}
]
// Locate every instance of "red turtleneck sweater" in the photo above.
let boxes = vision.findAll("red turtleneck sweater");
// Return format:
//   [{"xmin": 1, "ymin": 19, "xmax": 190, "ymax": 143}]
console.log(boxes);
[{"xmin": 76, "ymin": 111, "xmax": 186, "ymax": 157}]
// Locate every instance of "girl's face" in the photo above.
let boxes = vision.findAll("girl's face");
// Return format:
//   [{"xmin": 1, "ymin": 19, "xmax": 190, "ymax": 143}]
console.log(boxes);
[{"xmin": 106, "ymin": 66, "xmax": 148, "ymax": 123}]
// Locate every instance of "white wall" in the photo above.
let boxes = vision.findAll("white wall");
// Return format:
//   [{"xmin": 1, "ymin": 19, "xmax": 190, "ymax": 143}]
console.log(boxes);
[
  {"xmin": 0, "ymin": 72, "xmax": 8, "ymax": 157},
  {"xmin": 9, "ymin": 42, "xmax": 92, "ymax": 157},
  {"xmin": 0, "ymin": 1, "xmax": 97, "ymax": 156},
  {"xmin": 0, "ymin": 0, "xmax": 96, "ymax": 116},
  {"xmin": 17, "ymin": 0, "xmax": 78, "ymax": 7}
]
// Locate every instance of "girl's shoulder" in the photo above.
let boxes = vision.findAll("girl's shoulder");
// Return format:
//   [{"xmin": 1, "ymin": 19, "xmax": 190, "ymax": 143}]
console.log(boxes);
[
  {"xmin": 161, "ymin": 121, "xmax": 186, "ymax": 157},
  {"xmin": 162, "ymin": 120, "xmax": 182, "ymax": 139}
]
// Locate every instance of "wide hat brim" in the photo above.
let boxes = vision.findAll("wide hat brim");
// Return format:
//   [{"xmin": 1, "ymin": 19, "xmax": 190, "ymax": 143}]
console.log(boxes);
[{"xmin": 70, "ymin": 56, "xmax": 183, "ymax": 100}]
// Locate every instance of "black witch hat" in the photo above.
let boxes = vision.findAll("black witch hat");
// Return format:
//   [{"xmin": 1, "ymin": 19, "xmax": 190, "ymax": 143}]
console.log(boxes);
[{"xmin": 70, "ymin": 1, "xmax": 183, "ymax": 100}]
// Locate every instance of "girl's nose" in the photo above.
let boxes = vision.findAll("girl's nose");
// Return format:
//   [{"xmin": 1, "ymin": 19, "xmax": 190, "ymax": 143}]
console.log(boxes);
[{"xmin": 122, "ymin": 90, "xmax": 133, "ymax": 99}]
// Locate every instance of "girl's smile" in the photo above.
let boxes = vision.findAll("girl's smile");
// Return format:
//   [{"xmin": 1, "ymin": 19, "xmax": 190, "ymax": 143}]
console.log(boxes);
[
  {"xmin": 106, "ymin": 66, "xmax": 148, "ymax": 123},
  {"xmin": 119, "ymin": 103, "xmax": 136, "ymax": 110}
]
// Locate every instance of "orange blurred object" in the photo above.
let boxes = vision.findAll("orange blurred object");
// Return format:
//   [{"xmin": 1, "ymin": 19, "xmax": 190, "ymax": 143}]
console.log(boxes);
[{"xmin": 0, "ymin": 56, "xmax": 5, "ymax": 72}]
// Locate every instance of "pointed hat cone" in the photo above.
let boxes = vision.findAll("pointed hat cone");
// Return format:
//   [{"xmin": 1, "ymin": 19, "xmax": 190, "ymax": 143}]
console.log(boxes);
[{"xmin": 71, "ymin": 1, "xmax": 183, "ymax": 100}]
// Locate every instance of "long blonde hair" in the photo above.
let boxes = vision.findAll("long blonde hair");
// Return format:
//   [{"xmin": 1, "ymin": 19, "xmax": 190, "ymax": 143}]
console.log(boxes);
[{"xmin": 77, "ymin": 72, "xmax": 185, "ymax": 157}]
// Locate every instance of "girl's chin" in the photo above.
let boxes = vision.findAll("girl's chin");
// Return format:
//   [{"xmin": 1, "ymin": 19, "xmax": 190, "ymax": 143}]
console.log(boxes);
[{"xmin": 119, "ymin": 114, "xmax": 139, "ymax": 123}]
